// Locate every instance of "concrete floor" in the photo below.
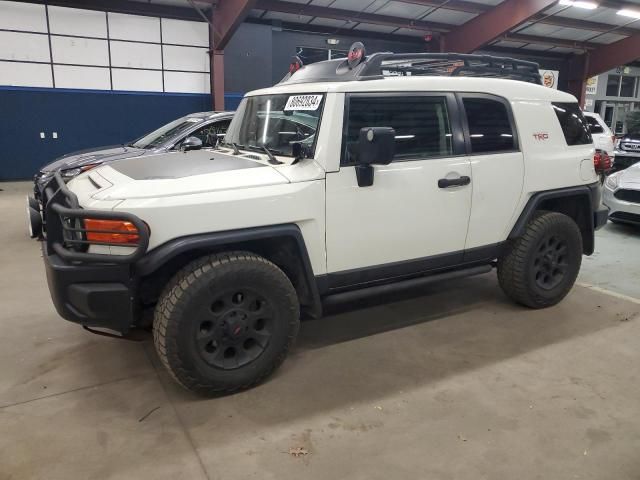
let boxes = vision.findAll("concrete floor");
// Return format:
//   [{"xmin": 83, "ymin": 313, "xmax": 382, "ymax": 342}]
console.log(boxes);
[{"xmin": 1, "ymin": 181, "xmax": 640, "ymax": 480}]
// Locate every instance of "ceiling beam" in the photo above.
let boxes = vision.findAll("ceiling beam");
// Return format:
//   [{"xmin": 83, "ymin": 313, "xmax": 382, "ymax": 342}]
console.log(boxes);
[
  {"xmin": 443, "ymin": 0, "xmax": 559, "ymax": 53},
  {"xmin": 392, "ymin": 0, "xmax": 489, "ymax": 14},
  {"xmin": 528, "ymin": 12, "xmax": 639, "ymax": 36},
  {"xmin": 212, "ymin": 0, "xmax": 257, "ymax": 50},
  {"xmin": 503, "ymin": 33, "xmax": 599, "ymax": 50},
  {"xmin": 255, "ymin": 0, "xmax": 453, "ymax": 32},
  {"xmin": 586, "ymin": 32, "xmax": 640, "ymax": 77}
]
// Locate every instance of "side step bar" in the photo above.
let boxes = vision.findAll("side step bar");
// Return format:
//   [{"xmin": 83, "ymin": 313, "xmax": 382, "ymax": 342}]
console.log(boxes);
[{"xmin": 321, "ymin": 264, "xmax": 492, "ymax": 309}]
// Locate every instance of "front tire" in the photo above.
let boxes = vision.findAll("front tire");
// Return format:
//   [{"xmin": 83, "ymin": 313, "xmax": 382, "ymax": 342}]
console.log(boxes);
[
  {"xmin": 498, "ymin": 211, "xmax": 582, "ymax": 309},
  {"xmin": 153, "ymin": 252, "xmax": 300, "ymax": 396}
]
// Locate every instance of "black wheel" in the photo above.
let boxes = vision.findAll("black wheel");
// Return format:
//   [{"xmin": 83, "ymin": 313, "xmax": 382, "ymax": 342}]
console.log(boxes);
[
  {"xmin": 154, "ymin": 252, "xmax": 300, "ymax": 396},
  {"xmin": 498, "ymin": 211, "xmax": 582, "ymax": 309}
]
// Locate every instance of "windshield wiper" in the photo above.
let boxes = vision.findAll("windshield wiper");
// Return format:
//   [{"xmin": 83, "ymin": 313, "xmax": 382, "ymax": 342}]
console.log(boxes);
[
  {"xmin": 259, "ymin": 146, "xmax": 283, "ymax": 165},
  {"xmin": 231, "ymin": 142, "xmax": 241, "ymax": 155}
]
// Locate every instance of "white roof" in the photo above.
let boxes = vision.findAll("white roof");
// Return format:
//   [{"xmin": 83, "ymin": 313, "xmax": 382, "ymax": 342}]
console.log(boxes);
[{"xmin": 248, "ymin": 76, "xmax": 577, "ymax": 103}]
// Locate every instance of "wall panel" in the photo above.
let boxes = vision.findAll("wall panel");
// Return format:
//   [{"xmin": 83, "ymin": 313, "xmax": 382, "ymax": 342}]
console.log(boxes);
[
  {"xmin": 51, "ymin": 36, "xmax": 109, "ymax": 66},
  {"xmin": 53, "ymin": 65, "xmax": 111, "ymax": 90},
  {"xmin": 164, "ymin": 71, "xmax": 210, "ymax": 94},
  {"xmin": 0, "ymin": 31, "xmax": 50, "ymax": 62},
  {"xmin": 48, "ymin": 6, "xmax": 107, "ymax": 38},
  {"xmin": 161, "ymin": 18, "xmax": 208, "ymax": 46},
  {"xmin": 110, "ymin": 41, "xmax": 162, "ymax": 69},
  {"xmin": 163, "ymin": 45, "xmax": 209, "ymax": 72},
  {"xmin": 112, "ymin": 68, "xmax": 163, "ymax": 92},
  {"xmin": 0, "ymin": 61, "xmax": 52, "ymax": 87},
  {"xmin": 108, "ymin": 12, "xmax": 160, "ymax": 42},
  {"xmin": 0, "ymin": 1, "xmax": 47, "ymax": 32}
]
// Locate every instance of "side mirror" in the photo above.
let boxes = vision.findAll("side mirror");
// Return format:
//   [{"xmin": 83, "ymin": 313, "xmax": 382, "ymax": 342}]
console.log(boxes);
[
  {"xmin": 355, "ymin": 127, "xmax": 395, "ymax": 187},
  {"xmin": 180, "ymin": 136, "xmax": 203, "ymax": 152}
]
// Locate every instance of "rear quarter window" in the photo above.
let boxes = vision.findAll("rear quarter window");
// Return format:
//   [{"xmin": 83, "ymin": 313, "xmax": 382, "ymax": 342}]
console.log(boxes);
[{"xmin": 552, "ymin": 103, "xmax": 592, "ymax": 146}]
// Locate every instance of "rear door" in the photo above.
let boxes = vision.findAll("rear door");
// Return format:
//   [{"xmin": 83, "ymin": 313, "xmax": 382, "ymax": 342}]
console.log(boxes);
[
  {"xmin": 459, "ymin": 94, "xmax": 524, "ymax": 251},
  {"xmin": 324, "ymin": 92, "xmax": 473, "ymax": 287}
]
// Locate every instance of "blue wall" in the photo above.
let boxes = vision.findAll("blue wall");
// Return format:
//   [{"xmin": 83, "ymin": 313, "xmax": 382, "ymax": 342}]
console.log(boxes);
[{"xmin": 0, "ymin": 87, "xmax": 242, "ymax": 180}]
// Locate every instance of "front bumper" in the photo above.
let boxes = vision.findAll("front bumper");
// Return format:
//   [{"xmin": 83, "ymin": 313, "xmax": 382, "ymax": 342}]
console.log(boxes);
[
  {"xmin": 38, "ymin": 172, "xmax": 149, "ymax": 333},
  {"xmin": 43, "ymin": 243, "xmax": 137, "ymax": 332},
  {"xmin": 603, "ymin": 186, "xmax": 640, "ymax": 225}
]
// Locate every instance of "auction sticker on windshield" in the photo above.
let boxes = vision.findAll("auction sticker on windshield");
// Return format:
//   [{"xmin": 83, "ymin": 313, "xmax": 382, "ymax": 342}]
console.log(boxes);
[{"xmin": 284, "ymin": 94, "xmax": 322, "ymax": 111}]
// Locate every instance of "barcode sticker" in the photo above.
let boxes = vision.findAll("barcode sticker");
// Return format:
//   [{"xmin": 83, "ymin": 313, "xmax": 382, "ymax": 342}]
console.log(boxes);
[{"xmin": 284, "ymin": 94, "xmax": 322, "ymax": 111}]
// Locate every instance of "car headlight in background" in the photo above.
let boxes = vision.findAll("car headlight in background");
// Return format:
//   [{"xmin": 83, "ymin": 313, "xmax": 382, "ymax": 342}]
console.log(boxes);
[
  {"xmin": 605, "ymin": 172, "xmax": 619, "ymax": 190},
  {"xmin": 59, "ymin": 164, "xmax": 99, "ymax": 181}
]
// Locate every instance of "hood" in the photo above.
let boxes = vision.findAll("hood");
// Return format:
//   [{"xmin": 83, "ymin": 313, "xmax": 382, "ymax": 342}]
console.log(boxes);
[
  {"xmin": 40, "ymin": 145, "xmax": 146, "ymax": 173},
  {"xmin": 83, "ymin": 149, "xmax": 292, "ymax": 200},
  {"xmin": 619, "ymin": 163, "xmax": 640, "ymax": 187},
  {"xmin": 620, "ymin": 133, "xmax": 640, "ymax": 142}
]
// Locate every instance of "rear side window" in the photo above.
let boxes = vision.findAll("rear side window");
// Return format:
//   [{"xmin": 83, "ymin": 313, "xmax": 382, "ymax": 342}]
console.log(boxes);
[
  {"xmin": 552, "ymin": 103, "xmax": 592, "ymax": 146},
  {"xmin": 585, "ymin": 116, "xmax": 604, "ymax": 134},
  {"xmin": 462, "ymin": 98, "xmax": 516, "ymax": 154},
  {"xmin": 343, "ymin": 95, "xmax": 453, "ymax": 165}
]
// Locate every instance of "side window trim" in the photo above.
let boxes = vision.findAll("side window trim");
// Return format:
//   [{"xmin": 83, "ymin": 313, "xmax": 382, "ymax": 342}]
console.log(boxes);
[
  {"xmin": 456, "ymin": 92, "xmax": 520, "ymax": 156},
  {"xmin": 340, "ymin": 91, "xmax": 466, "ymax": 167}
]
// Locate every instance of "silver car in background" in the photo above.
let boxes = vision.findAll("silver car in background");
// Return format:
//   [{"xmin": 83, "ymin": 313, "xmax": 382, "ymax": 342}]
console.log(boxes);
[
  {"xmin": 33, "ymin": 110, "xmax": 234, "ymax": 199},
  {"xmin": 604, "ymin": 162, "xmax": 640, "ymax": 225}
]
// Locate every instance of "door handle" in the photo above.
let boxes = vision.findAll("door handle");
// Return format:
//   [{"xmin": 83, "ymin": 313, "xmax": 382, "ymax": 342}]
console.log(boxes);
[{"xmin": 438, "ymin": 175, "xmax": 471, "ymax": 188}]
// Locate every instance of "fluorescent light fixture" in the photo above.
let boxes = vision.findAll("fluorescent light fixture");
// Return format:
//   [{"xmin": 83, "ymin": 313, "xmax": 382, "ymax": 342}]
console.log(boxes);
[
  {"xmin": 617, "ymin": 8, "xmax": 640, "ymax": 18},
  {"xmin": 559, "ymin": 0, "xmax": 598, "ymax": 9}
]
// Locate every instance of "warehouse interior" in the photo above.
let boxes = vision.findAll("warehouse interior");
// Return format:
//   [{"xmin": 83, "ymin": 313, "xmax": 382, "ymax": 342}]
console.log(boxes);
[{"xmin": 1, "ymin": 0, "xmax": 640, "ymax": 478}]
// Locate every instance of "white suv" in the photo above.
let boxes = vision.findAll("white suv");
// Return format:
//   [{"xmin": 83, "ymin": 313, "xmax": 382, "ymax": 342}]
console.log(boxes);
[
  {"xmin": 583, "ymin": 111, "xmax": 615, "ymax": 155},
  {"xmin": 36, "ymin": 47, "xmax": 607, "ymax": 395}
]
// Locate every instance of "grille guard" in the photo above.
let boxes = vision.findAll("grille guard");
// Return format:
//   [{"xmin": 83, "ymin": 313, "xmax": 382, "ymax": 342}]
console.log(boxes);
[{"xmin": 42, "ymin": 172, "xmax": 149, "ymax": 264}]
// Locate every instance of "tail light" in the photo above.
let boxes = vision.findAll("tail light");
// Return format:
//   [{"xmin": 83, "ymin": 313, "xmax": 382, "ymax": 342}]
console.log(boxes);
[
  {"xmin": 83, "ymin": 219, "xmax": 145, "ymax": 245},
  {"xmin": 593, "ymin": 151, "xmax": 612, "ymax": 173}
]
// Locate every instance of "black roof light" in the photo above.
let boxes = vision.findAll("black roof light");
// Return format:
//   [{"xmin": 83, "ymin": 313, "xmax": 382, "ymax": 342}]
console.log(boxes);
[{"xmin": 347, "ymin": 42, "xmax": 366, "ymax": 69}]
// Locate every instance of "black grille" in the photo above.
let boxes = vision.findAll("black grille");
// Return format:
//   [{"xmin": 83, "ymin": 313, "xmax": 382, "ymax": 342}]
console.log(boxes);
[
  {"xmin": 620, "ymin": 142, "xmax": 640, "ymax": 151},
  {"xmin": 614, "ymin": 189, "xmax": 640, "ymax": 203},
  {"xmin": 610, "ymin": 211, "xmax": 640, "ymax": 224}
]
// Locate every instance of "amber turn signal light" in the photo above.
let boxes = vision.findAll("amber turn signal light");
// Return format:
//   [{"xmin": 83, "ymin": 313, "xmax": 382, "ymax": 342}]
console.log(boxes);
[{"xmin": 83, "ymin": 219, "xmax": 141, "ymax": 245}]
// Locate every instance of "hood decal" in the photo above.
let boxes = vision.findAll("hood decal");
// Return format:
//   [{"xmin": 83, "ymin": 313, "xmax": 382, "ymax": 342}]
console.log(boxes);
[{"xmin": 110, "ymin": 150, "xmax": 265, "ymax": 180}]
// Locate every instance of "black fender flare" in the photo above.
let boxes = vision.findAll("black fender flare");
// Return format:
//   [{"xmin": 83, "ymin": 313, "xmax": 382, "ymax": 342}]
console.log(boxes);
[
  {"xmin": 509, "ymin": 183, "xmax": 601, "ymax": 255},
  {"xmin": 135, "ymin": 224, "xmax": 322, "ymax": 318}
]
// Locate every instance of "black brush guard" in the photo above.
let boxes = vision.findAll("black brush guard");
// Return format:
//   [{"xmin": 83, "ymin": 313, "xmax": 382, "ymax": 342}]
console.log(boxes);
[{"xmin": 42, "ymin": 172, "xmax": 149, "ymax": 264}]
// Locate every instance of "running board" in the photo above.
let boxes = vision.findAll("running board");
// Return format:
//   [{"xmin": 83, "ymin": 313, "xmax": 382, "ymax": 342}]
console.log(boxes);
[{"xmin": 321, "ymin": 264, "xmax": 492, "ymax": 309}]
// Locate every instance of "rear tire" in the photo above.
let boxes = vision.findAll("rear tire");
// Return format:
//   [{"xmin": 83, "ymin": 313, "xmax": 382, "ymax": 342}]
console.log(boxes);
[
  {"xmin": 153, "ymin": 252, "xmax": 300, "ymax": 396},
  {"xmin": 498, "ymin": 211, "xmax": 582, "ymax": 309}
]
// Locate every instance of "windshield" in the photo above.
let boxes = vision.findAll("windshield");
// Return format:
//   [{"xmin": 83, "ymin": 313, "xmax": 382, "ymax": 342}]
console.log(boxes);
[
  {"xmin": 131, "ymin": 117, "xmax": 204, "ymax": 149},
  {"xmin": 224, "ymin": 93, "xmax": 325, "ymax": 157}
]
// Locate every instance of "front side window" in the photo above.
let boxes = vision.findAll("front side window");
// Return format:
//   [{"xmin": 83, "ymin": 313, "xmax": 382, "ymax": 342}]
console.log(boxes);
[
  {"xmin": 552, "ymin": 102, "xmax": 592, "ymax": 146},
  {"xmin": 131, "ymin": 117, "xmax": 204, "ymax": 149},
  {"xmin": 224, "ymin": 93, "xmax": 324, "ymax": 158},
  {"xmin": 463, "ymin": 98, "xmax": 516, "ymax": 154},
  {"xmin": 343, "ymin": 95, "xmax": 453, "ymax": 165},
  {"xmin": 190, "ymin": 120, "xmax": 231, "ymax": 147}
]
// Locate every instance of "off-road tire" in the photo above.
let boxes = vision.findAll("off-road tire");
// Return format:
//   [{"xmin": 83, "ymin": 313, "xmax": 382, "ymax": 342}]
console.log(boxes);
[
  {"xmin": 153, "ymin": 252, "xmax": 300, "ymax": 396},
  {"xmin": 498, "ymin": 211, "xmax": 582, "ymax": 309}
]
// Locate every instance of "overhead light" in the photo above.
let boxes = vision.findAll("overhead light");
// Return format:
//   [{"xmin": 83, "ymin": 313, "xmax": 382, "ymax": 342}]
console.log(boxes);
[
  {"xmin": 559, "ymin": 0, "xmax": 598, "ymax": 9},
  {"xmin": 617, "ymin": 8, "xmax": 640, "ymax": 18},
  {"xmin": 326, "ymin": 38, "xmax": 339, "ymax": 45}
]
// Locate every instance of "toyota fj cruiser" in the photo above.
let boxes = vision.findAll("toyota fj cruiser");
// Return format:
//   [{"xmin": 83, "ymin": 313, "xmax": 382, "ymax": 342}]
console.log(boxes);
[{"xmin": 35, "ymin": 45, "xmax": 607, "ymax": 395}]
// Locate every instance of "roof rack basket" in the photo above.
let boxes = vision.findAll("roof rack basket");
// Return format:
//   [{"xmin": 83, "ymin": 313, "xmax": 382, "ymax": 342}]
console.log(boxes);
[{"xmin": 280, "ymin": 48, "xmax": 542, "ymax": 86}]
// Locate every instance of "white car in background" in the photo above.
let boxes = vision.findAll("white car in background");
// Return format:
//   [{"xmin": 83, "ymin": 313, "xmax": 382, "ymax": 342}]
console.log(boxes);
[
  {"xmin": 604, "ymin": 163, "xmax": 640, "ymax": 225},
  {"xmin": 583, "ymin": 111, "xmax": 615, "ymax": 154}
]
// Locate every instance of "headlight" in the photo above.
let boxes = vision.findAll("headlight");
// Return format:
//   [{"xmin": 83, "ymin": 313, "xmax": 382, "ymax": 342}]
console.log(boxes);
[
  {"xmin": 60, "ymin": 167, "xmax": 82, "ymax": 179},
  {"xmin": 605, "ymin": 173, "xmax": 619, "ymax": 190},
  {"xmin": 59, "ymin": 164, "xmax": 99, "ymax": 180}
]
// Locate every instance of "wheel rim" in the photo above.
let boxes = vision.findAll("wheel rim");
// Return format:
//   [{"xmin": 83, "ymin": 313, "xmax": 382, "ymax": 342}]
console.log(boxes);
[
  {"xmin": 532, "ymin": 235, "xmax": 568, "ymax": 290},
  {"xmin": 195, "ymin": 289, "xmax": 273, "ymax": 369}
]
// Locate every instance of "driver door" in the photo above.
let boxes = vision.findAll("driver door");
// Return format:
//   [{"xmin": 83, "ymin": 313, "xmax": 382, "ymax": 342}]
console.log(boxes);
[{"xmin": 325, "ymin": 93, "xmax": 472, "ymax": 288}]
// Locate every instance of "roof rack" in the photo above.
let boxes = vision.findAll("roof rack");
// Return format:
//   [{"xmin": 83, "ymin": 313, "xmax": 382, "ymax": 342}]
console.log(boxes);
[{"xmin": 279, "ymin": 43, "xmax": 542, "ymax": 86}]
